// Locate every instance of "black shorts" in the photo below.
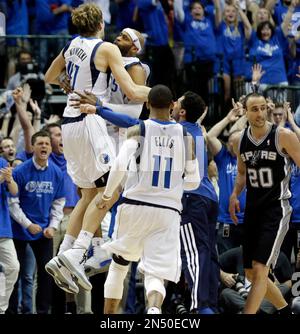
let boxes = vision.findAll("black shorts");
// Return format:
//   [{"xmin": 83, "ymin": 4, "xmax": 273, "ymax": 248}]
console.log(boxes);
[
  {"xmin": 94, "ymin": 171, "xmax": 110, "ymax": 188},
  {"xmin": 243, "ymin": 199, "xmax": 292, "ymax": 269}
]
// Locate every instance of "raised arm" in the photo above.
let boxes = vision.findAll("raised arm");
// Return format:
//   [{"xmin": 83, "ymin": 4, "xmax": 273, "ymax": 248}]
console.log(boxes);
[
  {"xmin": 265, "ymin": 0, "xmax": 277, "ymax": 13},
  {"xmin": 206, "ymin": 106, "xmax": 240, "ymax": 156},
  {"xmin": 12, "ymin": 85, "xmax": 34, "ymax": 153},
  {"xmin": 229, "ymin": 133, "xmax": 246, "ymax": 225},
  {"xmin": 281, "ymin": 1, "xmax": 296, "ymax": 37},
  {"xmin": 234, "ymin": 0, "xmax": 252, "ymax": 39},
  {"xmin": 214, "ymin": 0, "xmax": 222, "ymax": 28}
]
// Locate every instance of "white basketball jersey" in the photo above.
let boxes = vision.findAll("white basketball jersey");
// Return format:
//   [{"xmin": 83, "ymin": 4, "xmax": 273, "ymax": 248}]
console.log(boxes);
[
  {"xmin": 109, "ymin": 57, "xmax": 150, "ymax": 105},
  {"xmin": 106, "ymin": 57, "xmax": 150, "ymax": 150},
  {"xmin": 63, "ymin": 36, "xmax": 109, "ymax": 117},
  {"xmin": 123, "ymin": 119, "xmax": 186, "ymax": 211}
]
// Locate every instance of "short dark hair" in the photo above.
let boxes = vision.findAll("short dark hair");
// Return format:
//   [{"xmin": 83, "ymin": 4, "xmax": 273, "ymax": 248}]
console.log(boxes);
[
  {"xmin": 243, "ymin": 92, "xmax": 265, "ymax": 109},
  {"xmin": 181, "ymin": 91, "xmax": 206, "ymax": 123},
  {"xmin": 148, "ymin": 85, "xmax": 173, "ymax": 109},
  {"xmin": 31, "ymin": 131, "xmax": 51, "ymax": 146},
  {"xmin": 42, "ymin": 123, "xmax": 61, "ymax": 134},
  {"xmin": 256, "ymin": 21, "xmax": 275, "ymax": 40},
  {"xmin": 17, "ymin": 49, "xmax": 32, "ymax": 60}
]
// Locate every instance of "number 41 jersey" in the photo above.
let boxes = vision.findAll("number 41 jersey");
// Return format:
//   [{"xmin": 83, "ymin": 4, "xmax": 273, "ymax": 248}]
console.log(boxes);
[
  {"xmin": 63, "ymin": 36, "xmax": 109, "ymax": 117},
  {"xmin": 239, "ymin": 124, "xmax": 291, "ymax": 207}
]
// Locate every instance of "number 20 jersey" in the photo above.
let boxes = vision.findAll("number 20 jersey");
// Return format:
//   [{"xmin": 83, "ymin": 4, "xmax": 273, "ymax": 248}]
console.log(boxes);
[{"xmin": 239, "ymin": 124, "xmax": 291, "ymax": 207}]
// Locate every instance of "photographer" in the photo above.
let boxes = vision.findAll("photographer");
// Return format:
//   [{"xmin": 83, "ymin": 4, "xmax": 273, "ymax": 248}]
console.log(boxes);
[
  {"xmin": 219, "ymin": 247, "xmax": 292, "ymax": 314},
  {"xmin": 7, "ymin": 50, "xmax": 46, "ymax": 104}
]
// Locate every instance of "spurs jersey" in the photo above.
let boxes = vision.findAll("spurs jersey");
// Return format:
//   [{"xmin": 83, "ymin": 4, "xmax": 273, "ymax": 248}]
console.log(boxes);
[
  {"xmin": 123, "ymin": 119, "xmax": 186, "ymax": 212},
  {"xmin": 239, "ymin": 124, "xmax": 291, "ymax": 207},
  {"xmin": 106, "ymin": 57, "xmax": 150, "ymax": 147},
  {"xmin": 63, "ymin": 36, "xmax": 109, "ymax": 117}
]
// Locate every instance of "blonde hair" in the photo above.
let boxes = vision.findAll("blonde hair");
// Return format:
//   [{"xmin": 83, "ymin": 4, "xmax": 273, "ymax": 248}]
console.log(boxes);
[
  {"xmin": 253, "ymin": 8, "xmax": 274, "ymax": 31},
  {"xmin": 72, "ymin": 3, "xmax": 103, "ymax": 36},
  {"xmin": 223, "ymin": 4, "xmax": 240, "ymax": 36}
]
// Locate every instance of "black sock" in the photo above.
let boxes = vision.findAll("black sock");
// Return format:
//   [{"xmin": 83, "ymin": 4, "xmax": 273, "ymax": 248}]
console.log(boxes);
[
  {"xmin": 66, "ymin": 301, "xmax": 77, "ymax": 314},
  {"xmin": 277, "ymin": 305, "xmax": 291, "ymax": 315}
]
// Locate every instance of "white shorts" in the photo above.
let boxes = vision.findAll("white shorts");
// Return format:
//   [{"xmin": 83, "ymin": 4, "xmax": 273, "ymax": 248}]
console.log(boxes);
[
  {"xmin": 102, "ymin": 203, "xmax": 182, "ymax": 283},
  {"xmin": 62, "ymin": 114, "xmax": 116, "ymax": 188}
]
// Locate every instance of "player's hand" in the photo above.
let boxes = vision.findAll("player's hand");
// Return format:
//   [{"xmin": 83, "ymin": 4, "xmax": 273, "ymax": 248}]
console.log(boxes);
[
  {"xmin": 43, "ymin": 227, "xmax": 55, "ymax": 239},
  {"xmin": 227, "ymin": 101, "xmax": 242, "ymax": 122},
  {"xmin": 80, "ymin": 104, "xmax": 97, "ymax": 114},
  {"xmin": 221, "ymin": 272, "xmax": 238, "ymax": 288},
  {"xmin": 0, "ymin": 167, "xmax": 13, "ymax": 183},
  {"xmin": 27, "ymin": 223, "xmax": 42, "ymax": 235},
  {"xmin": 58, "ymin": 72, "xmax": 72, "ymax": 94},
  {"xmin": 70, "ymin": 90, "xmax": 99, "ymax": 108},
  {"xmin": 95, "ymin": 194, "xmax": 112, "ymax": 210},
  {"xmin": 197, "ymin": 106, "xmax": 208, "ymax": 125},
  {"xmin": 229, "ymin": 193, "xmax": 240, "ymax": 225}
]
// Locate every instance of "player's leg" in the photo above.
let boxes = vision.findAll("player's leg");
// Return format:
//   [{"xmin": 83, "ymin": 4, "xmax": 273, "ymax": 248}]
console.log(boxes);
[
  {"xmin": 144, "ymin": 274, "xmax": 166, "ymax": 314},
  {"xmin": 58, "ymin": 188, "xmax": 120, "ymax": 290},
  {"xmin": 104, "ymin": 255, "xmax": 130, "ymax": 314}
]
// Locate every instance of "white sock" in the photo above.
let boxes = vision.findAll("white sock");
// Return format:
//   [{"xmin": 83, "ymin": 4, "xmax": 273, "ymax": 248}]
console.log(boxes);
[
  {"xmin": 92, "ymin": 237, "xmax": 104, "ymax": 247},
  {"xmin": 58, "ymin": 234, "xmax": 76, "ymax": 255},
  {"xmin": 147, "ymin": 307, "xmax": 161, "ymax": 314},
  {"xmin": 73, "ymin": 230, "xmax": 93, "ymax": 250}
]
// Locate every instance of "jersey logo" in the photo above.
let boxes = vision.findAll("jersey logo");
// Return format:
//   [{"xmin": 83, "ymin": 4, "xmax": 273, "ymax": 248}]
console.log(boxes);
[
  {"xmin": 100, "ymin": 153, "xmax": 110, "ymax": 164},
  {"xmin": 250, "ymin": 150, "xmax": 261, "ymax": 166}
]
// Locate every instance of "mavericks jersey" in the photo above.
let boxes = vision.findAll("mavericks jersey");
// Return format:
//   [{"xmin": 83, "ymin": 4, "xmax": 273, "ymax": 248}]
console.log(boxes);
[
  {"xmin": 123, "ymin": 119, "xmax": 186, "ymax": 211},
  {"xmin": 109, "ymin": 56, "xmax": 150, "ymax": 107},
  {"xmin": 63, "ymin": 36, "xmax": 109, "ymax": 117},
  {"xmin": 106, "ymin": 57, "xmax": 150, "ymax": 151},
  {"xmin": 239, "ymin": 124, "xmax": 291, "ymax": 207}
]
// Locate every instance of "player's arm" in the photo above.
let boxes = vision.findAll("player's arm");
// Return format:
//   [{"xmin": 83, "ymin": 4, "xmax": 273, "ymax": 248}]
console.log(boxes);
[
  {"xmin": 98, "ymin": 43, "xmax": 150, "ymax": 102},
  {"xmin": 44, "ymin": 51, "xmax": 66, "ymax": 85},
  {"xmin": 102, "ymin": 125, "xmax": 141, "ymax": 200},
  {"xmin": 183, "ymin": 134, "xmax": 201, "ymax": 191},
  {"xmin": 206, "ymin": 107, "xmax": 240, "ymax": 156},
  {"xmin": 279, "ymin": 127, "xmax": 300, "ymax": 167},
  {"xmin": 229, "ymin": 134, "xmax": 246, "ymax": 225},
  {"xmin": 101, "ymin": 64, "xmax": 147, "ymax": 116}
]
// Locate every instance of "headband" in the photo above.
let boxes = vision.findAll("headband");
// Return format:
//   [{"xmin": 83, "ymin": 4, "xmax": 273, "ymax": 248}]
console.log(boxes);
[{"xmin": 123, "ymin": 28, "xmax": 142, "ymax": 53}]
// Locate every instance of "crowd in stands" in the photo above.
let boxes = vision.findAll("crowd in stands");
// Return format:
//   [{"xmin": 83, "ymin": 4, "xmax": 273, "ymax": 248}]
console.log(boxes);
[{"xmin": 0, "ymin": 0, "xmax": 299, "ymax": 111}]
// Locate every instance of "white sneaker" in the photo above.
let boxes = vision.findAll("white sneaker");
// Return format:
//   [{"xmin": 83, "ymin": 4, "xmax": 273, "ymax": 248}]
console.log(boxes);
[
  {"xmin": 58, "ymin": 248, "xmax": 92, "ymax": 291},
  {"xmin": 147, "ymin": 307, "xmax": 161, "ymax": 314},
  {"xmin": 45, "ymin": 256, "xmax": 79, "ymax": 294},
  {"xmin": 84, "ymin": 239, "xmax": 112, "ymax": 277}
]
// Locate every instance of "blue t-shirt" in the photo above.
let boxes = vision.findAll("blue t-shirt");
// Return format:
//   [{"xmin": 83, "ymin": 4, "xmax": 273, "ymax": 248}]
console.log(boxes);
[
  {"xmin": 216, "ymin": 21, "xmax": 245, "ymax": 59},
  {"xmin": 137, "ymin": 0, "xmax": 169, "ymax": 46},
  {"xmin": 247, "ymin": 28, "xmax": 288, "ymax": 84},
  {"xmin": 290, "ymin": 163, "xmax": 300, "ymax": 223},
  {"xmin": 6, "ymin": 0, "xmax": 28, "ymax": 35},
  {"xmin": 16, "ymin": 151, "xmax": 79, "ymax": 208},
  {"xmin": 0, "ymin": 158, "xmax": 13, "ymax": 238},
  {"xmin": 11, "ymin": 159, "xmax": 65, "ymax": 241},
  {"xmin": 214, "ymin": 146, "xmax": 246, "ymax": 224},
  {"xmin": 180, "ymin": 121, "xmax": 218, "ymax": 202},
  {"xmin": 183, "ymin": 15, "xmax": 217, "ymax": 63}
]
